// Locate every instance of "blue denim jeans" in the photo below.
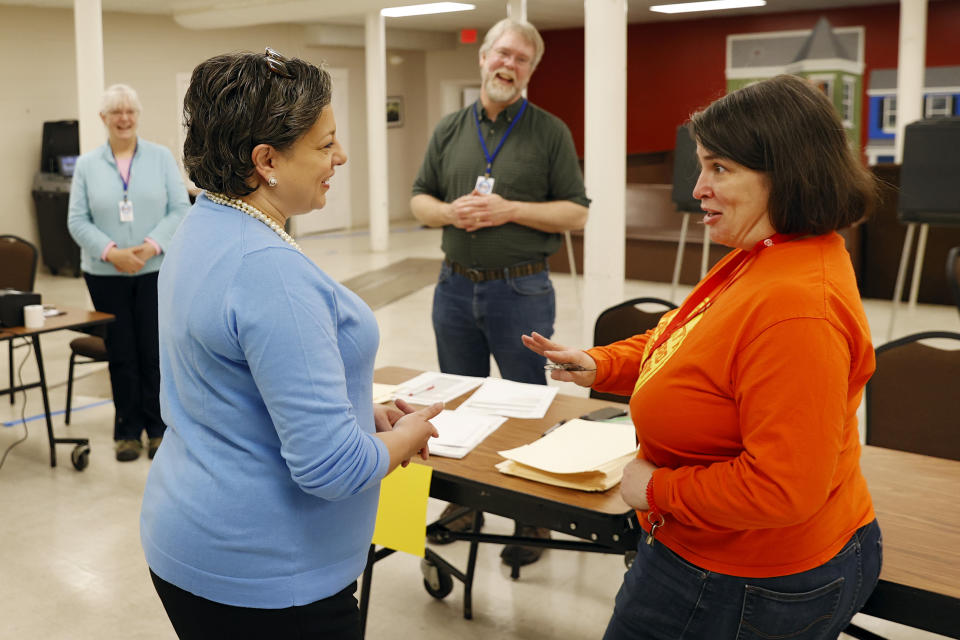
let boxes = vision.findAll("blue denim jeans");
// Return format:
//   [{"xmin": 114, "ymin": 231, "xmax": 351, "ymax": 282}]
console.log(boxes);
[
  {"xmin": 603, "ymin": 519, "xmax": 882, "ymax": 640},
  {"xmin": 431, "ymin": 262, "xmax": 555, "ymax": 385}
]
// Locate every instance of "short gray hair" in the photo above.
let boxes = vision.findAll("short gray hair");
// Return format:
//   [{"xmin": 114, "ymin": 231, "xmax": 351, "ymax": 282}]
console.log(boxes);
[
  {"xmin": 100, "ymin": 84, "xmax": 142, "ymax": 115},
  {"xmin": 479, "ymin": 18, "xmax": 545, "ymax": 70}
]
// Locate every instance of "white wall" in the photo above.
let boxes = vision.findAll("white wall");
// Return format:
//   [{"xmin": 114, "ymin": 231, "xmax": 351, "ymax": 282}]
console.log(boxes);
[
  {"xmin": 423, "ymin": 43, "xmax": 482, "ymax": 132},
  {"xmin": 0, "ymin": 5, "xmax": 475, "ymax": 261}
]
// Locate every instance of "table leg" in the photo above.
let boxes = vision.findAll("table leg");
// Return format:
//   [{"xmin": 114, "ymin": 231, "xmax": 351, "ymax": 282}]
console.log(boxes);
[
  {"xmin": 359, "ymin": 544, "xmax": 375, "ymax": 639},
  {"xmin": 31, "ymin": 335, "xmax": 57, "ymax": 468}
]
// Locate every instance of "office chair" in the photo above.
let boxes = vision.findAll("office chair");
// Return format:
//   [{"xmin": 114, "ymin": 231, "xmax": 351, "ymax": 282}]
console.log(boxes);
[
  {"xmin": 865, "ymin": 331, "xmax": 960, "ymax": 461},
  {"xmin": 948, "ymin": 246, "xmax": 960, "ymax": 320},
  {"xmin": 591, "ymin": 297, "xmax": 677, "ymax": 403},
  {"xmin": 64, "ymin": 333, "xmax": 109, "ymax": 425},
  {"xmin": 0, "ymin": 235, "xmax": 39, "ymax": 404}
]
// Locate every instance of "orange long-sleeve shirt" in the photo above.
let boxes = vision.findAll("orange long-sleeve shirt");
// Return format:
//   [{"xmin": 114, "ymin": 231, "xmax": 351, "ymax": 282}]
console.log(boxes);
[{"xmin": 588, "ymin": 232, "xmax": 875, "ymax": 578}]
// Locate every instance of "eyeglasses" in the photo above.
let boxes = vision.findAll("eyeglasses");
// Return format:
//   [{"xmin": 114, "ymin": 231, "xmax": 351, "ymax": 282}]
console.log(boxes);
[{"xmin": 264, "ymin": 47, "xmax": 294, "ymax": 79}]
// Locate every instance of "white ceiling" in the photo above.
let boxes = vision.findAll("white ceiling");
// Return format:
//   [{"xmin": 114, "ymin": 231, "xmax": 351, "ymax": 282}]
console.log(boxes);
[{"xmin": 0, "ymin": 0, "xmax": 903, "ymax": 32}]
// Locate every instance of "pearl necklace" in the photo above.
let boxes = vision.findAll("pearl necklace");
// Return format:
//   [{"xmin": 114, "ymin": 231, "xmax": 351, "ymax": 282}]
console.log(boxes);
[{"xmin": 205, "ymin": 192, "xmax": 302, "ymax": 253}]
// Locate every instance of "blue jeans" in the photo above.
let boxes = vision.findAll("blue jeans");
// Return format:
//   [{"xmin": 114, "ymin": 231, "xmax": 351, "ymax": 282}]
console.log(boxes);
[
  {"xmin": 431, "ymin": 262, "xmax": 555, "ymax": 385},
  {"xmin": 603, "ymin": 520, "xmax": 882, "ymax": 640}
]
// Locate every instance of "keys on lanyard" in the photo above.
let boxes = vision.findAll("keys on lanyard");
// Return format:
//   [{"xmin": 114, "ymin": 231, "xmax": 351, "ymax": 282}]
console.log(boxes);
[{"xmin": 646, "ymin": 512, "xmax": 664, "ymax": 546}]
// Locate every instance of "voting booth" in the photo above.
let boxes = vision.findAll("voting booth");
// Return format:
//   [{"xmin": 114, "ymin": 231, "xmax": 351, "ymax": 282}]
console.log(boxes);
[{"xmin": 32, "ymin": 120, "xmax": 81, "ymax": 276}]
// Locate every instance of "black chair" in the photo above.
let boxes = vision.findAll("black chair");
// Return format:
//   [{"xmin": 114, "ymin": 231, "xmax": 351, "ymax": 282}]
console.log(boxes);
[
  {"xmin": 64, "ymin": 333, "xmax": 109, "ymax": 425},
  {"xmin": 948, "ymin": 246, "xmax": 960, "ymax": 320},
  {"xmin": 0, "ymin": 235, "xmax": 39, "ymax": 404},
  {"xmin": 865, "ymin": 331, "xmax": 960, "ymax": 461},
  {"xmin": 591, "ymin": 297, "xmax": 677, "ymax": 403}
]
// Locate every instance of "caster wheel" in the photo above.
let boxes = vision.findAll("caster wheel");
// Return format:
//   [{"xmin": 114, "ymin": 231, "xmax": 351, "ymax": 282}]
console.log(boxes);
[
  {"xmin": 420, "ymin": 558, "xmax": 453, "ymax": 599},
  {"xmin": 624, "ymin": 550, "xmax": 636, "ymax": 569},
  {"xmin": 71, "ymin": 444, "xmax": 90, "ymax": 471}
]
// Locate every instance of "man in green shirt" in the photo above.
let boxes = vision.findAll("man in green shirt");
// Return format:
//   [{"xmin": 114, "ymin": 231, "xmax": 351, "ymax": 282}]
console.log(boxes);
[{"xmin": 411, "ymin": 17, "xmax": 590, "ymax": 567}]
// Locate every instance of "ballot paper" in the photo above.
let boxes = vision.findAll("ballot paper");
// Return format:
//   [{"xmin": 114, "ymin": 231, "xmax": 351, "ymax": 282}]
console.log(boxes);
[
  {"xmin": 455, "ymin": 377, "xmax": 558, "ymax": 419},
  {"xmin": 428, "ymin": 410, "xmax": 507, "ymax": 459},
  {"xmin": 392, "ymin": 372, "xmax": 484, "ymax": 405},
  {"xmin": 373, "ymin": 383, "xmax": 398, "ymax": 404},
  {"xmin": 495, "ymin": 418, "xmax": 638, "ymax": 492}
]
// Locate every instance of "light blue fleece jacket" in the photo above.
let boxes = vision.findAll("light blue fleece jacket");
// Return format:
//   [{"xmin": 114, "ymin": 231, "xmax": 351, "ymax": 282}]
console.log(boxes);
[
  {"xmin": 141, "ymin": 194, "xmax": 390, "ymax": 608},
  {"xmin": 67, "ymin": 139, "xmax": 189, "ymax": 275}
]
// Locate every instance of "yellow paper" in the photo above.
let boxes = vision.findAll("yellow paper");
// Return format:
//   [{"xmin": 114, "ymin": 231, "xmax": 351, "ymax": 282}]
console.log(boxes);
[{"xmin": 371, "ymin": 462, "xmax": 432, "ymax": 557}]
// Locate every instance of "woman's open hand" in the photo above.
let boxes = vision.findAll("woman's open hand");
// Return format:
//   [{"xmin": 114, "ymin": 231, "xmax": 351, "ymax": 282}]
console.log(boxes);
[{"xmin": 521, "ymin": 332, "xmax": 597, "ymax": 387}]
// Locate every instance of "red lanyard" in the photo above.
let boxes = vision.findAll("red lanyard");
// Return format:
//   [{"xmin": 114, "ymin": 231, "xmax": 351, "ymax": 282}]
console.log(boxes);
[{"xmin": 646, "ymin": 233, "xmax": 800, "ymax": 356}]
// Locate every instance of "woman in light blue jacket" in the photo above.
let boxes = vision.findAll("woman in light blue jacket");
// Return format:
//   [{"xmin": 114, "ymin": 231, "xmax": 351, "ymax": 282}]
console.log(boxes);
[{"xmin": 67, "ymin": 84, "xmax": 189, "ymax": 462}]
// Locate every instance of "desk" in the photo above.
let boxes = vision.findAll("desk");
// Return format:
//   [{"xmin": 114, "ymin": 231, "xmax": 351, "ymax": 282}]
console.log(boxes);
[
  {"xmin": 364, "ymin": 367, "xmax": 960, "ymax": 639},
  {"xmin": 859, "ymin": 447, "xmax": 960, "ymax": 638},
  {"xmin": 1, "ymin": 307, "xmax": 113, "ymax": 469},
  {"xmin": 361, "ymin": 367, "xmax": 637, "ymax": 632}
]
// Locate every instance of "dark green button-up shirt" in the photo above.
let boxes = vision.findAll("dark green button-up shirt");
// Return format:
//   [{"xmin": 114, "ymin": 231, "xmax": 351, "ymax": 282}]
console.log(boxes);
[{"xmin": 412, "ymin": 99, "xmax": 590, "ymax": 269}]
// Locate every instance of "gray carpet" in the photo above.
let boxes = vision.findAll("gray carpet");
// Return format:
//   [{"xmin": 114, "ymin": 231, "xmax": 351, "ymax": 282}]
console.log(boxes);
[{"xmin": 341, "ymin": 257, "xmax": 441, "ymax": 310}]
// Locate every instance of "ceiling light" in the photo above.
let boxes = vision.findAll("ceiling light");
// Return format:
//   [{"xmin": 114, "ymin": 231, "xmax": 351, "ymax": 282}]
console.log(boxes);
[
  {"xmin": 381, "ymin": 2, "xmax": 476, "ymax": 17},
  {"xmin": 650, "ymin": 0, "xmax": 766, "ymax": 14}
]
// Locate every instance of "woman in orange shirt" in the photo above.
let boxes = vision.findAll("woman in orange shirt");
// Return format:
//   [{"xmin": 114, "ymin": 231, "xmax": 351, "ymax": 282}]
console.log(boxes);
[{"xmin": 524, "ymin": 75, "xmax": 881, "ymax": 639}]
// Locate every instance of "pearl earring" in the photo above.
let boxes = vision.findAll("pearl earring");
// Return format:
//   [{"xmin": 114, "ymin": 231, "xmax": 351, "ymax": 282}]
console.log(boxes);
[{"xmin": 268, "ymin": 176, "xmax": 278, "ymax": 187}]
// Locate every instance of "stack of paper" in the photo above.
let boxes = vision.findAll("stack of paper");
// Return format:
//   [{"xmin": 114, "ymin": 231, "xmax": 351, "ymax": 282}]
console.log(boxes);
[
  {"xmin": 392, "ymin": 372, "xmax": 484, "ymax": 405},
  {"xmin": 495, "ymin": 418, "xmax": 638, "ymax": 492},
  {"xmin": 428, "ymin": 410, "xmax": 507, "ymax": 459},
  {"xmin": 456, "ymin": 377, "xmax": 558, "ymax": 418}
]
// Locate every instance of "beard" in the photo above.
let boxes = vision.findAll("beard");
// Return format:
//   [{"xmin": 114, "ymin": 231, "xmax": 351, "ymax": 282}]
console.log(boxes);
[{"xmin": 483, "ymin": 69, "xmax": 522, "ymax": 103}]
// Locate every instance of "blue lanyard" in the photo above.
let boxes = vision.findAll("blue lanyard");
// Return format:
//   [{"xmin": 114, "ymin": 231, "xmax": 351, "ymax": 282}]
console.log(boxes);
[
  {"xmin": 474, "ymin": 99, "xmax": 528, "ymax": 177},
  {"xmin": 110, "ymin": 141, "xmax": 137, "ymax": 201}
]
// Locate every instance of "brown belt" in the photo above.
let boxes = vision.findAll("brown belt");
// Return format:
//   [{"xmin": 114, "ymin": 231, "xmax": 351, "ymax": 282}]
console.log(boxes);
[{"xmin": 446, "ymin": 259, "xmax": 548, "ymax": 283}]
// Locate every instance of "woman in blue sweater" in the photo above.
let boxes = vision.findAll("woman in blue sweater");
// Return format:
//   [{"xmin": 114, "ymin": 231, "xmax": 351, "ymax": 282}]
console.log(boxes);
[
  {"xmin": 139, "ymin": 49, "xmax": 440, "ymax": 639},
  {"xmin": 68, "ymin": 84, "xmax": 190, "ymax": 461}
]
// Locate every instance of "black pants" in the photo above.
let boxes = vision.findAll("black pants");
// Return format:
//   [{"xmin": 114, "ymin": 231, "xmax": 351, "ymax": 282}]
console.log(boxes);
[
  {"xmin": 83, "ymin": 272, "xmax": 164, "ymax": 441},
  {"xmin": 150, "ymin": 570, "xmax": 362, "ymax": 640}
]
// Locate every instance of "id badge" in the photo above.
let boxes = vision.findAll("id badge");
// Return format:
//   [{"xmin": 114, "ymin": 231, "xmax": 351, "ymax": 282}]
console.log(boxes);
[
  {"xmin": 474, "ymin": 175, "xmax": 495, "ymax": 195},
  {"xmin": 118, "ymin": 199, "xmax": 134, "ymax": 222}
]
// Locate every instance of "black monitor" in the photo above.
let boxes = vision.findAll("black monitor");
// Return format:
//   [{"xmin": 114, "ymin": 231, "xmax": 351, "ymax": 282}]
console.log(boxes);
[{"xmin": 40, "ymin": 120, "xmax": 79, "ymax": 174}]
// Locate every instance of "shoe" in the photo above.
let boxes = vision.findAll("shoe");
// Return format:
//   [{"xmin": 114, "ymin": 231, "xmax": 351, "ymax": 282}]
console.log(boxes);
[
  {"xmin": 501, "ymin": 525, "xmax": 551, "ymax": 567},
  {"xmin": 115, "ymin": 439, "xmax": 142, "ymax": 462},
  {"xmin": 147, "ymin": 437, "xmax": 163, "ymax": 460},
  {"xmin": 427, "ymin": 504, "xmax": 484, "ymax": 545}
]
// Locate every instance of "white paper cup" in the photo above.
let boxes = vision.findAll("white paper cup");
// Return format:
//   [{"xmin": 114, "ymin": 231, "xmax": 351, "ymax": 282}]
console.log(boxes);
[{"xmin": 23, "ymin": 304, "xmax": 45, "ymax": 329}]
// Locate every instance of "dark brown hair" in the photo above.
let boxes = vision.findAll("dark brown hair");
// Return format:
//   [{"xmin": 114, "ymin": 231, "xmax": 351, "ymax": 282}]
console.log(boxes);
[
  {"xmin": 182, "ymin": 50, "xmax": 331, "ymax": 197},
  {"xmin": 689, "ymin": 74, "xmax": 877, "ymax": 234}
]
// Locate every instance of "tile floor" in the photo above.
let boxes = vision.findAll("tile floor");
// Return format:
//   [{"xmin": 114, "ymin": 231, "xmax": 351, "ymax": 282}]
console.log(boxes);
[{"xmin": 1, "ymin": 223, "xmax": 956, "ymax": 639}]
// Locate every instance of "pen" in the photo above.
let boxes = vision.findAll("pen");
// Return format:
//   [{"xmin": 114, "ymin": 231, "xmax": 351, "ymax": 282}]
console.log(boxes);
[
  {"xmin": 544, "ymin": 363, "xmax": 596, "ymax": 371},
  {"xmin": 407, "ymin": 384, "xmax": 435, "ymax": 396},
  {"xmin": 541, "ymin": 419, "xmax": 566, "ymax": 437}
]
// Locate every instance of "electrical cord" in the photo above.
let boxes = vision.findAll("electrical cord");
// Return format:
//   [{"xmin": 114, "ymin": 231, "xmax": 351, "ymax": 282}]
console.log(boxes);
[{"xmin": 0, "ymin": 337, "xmax": 35, "ymax": 471}]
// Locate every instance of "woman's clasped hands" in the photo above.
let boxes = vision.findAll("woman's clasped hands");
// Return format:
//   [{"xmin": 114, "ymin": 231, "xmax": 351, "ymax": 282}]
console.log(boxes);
[{"xmin": 374, "ymin": 398, "xmax": 442, "ymax": 468}]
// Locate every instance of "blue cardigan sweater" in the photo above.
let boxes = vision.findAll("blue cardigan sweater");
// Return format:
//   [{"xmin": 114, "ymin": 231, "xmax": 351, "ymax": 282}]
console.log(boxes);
[
  {"xmin": 67, "ymin": 139, "xmax": 189, "ymax": 275},
  {"xmin": 141, "ymin": 194, "xmax": 390, "ymax": 607}
]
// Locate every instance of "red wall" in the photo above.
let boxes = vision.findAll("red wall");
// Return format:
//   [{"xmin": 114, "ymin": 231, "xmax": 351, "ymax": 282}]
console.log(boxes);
[{"xmin": 530, "ymin": 2, "xmax": 960, "ymax": 156}]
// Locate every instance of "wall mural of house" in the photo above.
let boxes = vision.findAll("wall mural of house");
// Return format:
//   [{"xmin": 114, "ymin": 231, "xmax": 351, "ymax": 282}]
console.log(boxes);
[
  {"xmin": 726, "ymin": 17, "xmax": 865, "ymax": 148},
  {"xmin": 865, "ymin": 65, "xmax": 960, "ymax": 165}
]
